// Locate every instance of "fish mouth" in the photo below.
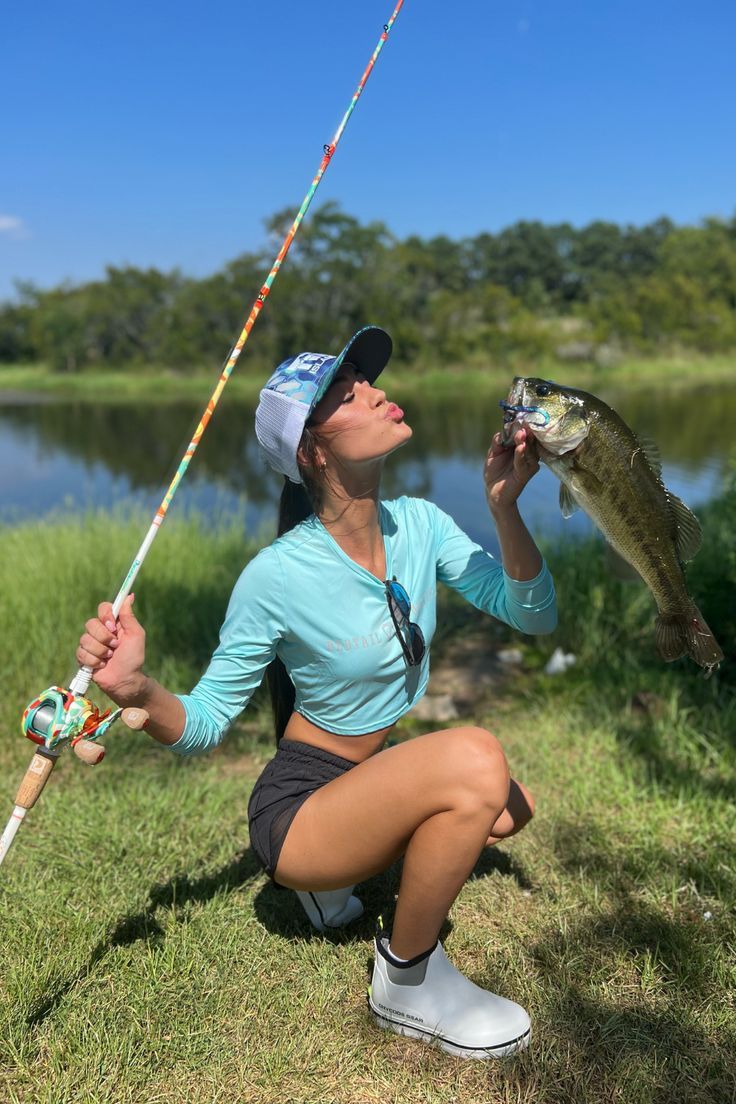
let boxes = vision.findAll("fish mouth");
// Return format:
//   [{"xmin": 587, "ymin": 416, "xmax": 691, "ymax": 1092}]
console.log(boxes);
[
  {"xmin": 500, "ymin": 378, "xmax": 530, "ymax": 422},
  {"xmin": 500, "ymin": 378, "xmax": 554, "ymax": 443},
  {"xmin": 498, "ymin": 398, "xmax": 551, "ymax": 428}
]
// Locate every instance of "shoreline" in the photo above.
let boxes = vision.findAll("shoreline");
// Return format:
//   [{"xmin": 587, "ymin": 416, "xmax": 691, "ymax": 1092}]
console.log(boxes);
[{"xmin": 1, "ymin": 354, "xmax": 734, "ymax": 404}]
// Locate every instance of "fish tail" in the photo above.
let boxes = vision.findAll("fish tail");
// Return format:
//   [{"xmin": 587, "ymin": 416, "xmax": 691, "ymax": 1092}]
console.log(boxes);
[{"xmin": 655, "ymin": 605, "xmax": 724, "ymax": 676}]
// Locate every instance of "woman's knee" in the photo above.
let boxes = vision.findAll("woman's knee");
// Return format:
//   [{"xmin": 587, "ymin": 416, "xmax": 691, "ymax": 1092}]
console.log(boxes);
[{"xmin": 447, "ymin": 726, "xmax": 511, "ymax": 811}]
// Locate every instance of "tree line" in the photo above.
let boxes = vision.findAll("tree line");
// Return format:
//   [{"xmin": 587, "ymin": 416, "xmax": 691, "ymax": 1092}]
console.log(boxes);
[{"xmin": 2, "ymin": 203, "xmax": 735, "ymax": 373}]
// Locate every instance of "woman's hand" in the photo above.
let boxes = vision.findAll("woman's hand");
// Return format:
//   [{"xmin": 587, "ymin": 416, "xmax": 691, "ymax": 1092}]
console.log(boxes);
[
  {"xmin": 484, "ymin": 427, "xmax": 540, "ymax": 513},
  {"xmin": 76, "ymin": 594, "xmax": 147, "ymax": 704}
]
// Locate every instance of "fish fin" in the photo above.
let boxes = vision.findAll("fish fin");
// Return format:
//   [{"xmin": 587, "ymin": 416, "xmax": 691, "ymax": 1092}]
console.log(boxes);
[
  {"xmin": 558, "ymin": 483, "xmax": 579, "ymax": 519},
  {"xmin": 635, "ymin": 436, "xmax": 663, "ymax": 477},
  {"xmin": 655, "ymin": 605, "xmax": 723, "ymax": 674},
  {"xmin": 605, "ymin": 542, "xmax": 641, "ymax": 582},
  {"xmin": 666, "ymin": 493, "xmax": 703, "ymax": 562}
]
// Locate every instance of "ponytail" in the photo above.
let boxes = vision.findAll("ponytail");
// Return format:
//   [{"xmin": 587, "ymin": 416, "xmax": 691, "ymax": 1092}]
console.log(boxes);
[{"xmin": 266, "ymin": 427, "xmax": 324, "ymax": 744}]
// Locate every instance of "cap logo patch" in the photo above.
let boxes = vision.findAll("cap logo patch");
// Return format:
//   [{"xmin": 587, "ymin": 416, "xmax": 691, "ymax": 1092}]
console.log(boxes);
[{"xmin": 266, "ymin": 352, "xmax": 336, "ymax": 402}]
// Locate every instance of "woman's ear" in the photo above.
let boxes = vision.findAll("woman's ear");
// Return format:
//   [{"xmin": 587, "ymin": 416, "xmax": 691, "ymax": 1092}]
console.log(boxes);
[
  {"xmin": 297, "ymin": 442, "xmax": 322, "ymax": 470},
  {"xmin": 298, "ymin": 442, "xmax": 327, "ymax": 472}
]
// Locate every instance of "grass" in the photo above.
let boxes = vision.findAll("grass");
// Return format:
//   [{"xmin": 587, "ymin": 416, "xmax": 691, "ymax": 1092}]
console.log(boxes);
[
  {"xmin": 1, "ymin": 352, "xmax": 735, "ymax": 404},
  {"xmin": 1, "ymin": 511, "xmax": 734, "ymax": 1103}
]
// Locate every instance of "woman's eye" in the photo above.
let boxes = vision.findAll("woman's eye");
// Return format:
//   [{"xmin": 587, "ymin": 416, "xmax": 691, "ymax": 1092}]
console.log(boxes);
[{"xmin": 342, "ymin": 392, "xmax": 355, "ymax": 403}]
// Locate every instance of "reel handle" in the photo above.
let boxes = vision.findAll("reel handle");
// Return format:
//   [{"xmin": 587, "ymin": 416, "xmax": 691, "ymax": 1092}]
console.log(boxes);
[
  {"xmin": 70, "ymin": 708, "xmax": 149, "ymax": 765},
  {"xmin": 121, "ymin": 707, "xmax": 149, "ymax": 731},
  {"xmin": 73, "ymin": 739, "xmax": 106, "ymax": 765}
]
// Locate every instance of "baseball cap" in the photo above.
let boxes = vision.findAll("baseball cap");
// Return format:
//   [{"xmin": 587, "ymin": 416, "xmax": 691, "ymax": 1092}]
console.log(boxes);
[{"xmin": 255, "ymin": 325, "xmax": 393, "ymax": 483}]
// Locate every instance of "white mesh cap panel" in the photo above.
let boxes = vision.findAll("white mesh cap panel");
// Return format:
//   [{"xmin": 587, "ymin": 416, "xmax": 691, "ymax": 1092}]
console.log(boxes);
[{"xmin": 255, "ymin": 389, "xmax": 307, "ymax": 483}]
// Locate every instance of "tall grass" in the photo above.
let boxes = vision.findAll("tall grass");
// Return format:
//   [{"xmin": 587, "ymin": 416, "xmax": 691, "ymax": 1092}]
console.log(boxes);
[{"xmin": 1, "ymin": 502, "xmax": 734, "ymax": 1103}]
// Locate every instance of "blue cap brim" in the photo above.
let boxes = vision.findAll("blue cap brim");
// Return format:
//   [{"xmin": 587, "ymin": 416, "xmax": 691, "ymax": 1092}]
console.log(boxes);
[{"xmin": 310, "ymin": 326, "xmax": 393, "ymax": 412}]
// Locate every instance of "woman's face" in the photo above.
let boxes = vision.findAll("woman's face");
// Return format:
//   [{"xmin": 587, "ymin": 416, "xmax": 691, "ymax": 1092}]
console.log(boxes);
[{"xmin": 308, "ymin": 362, "xmax": 412, "ymax": 472}]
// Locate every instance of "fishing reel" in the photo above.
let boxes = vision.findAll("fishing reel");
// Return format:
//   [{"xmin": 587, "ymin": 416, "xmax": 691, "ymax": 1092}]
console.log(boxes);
[
  {"xmin": 22, "ymin": 686, "xmax": 148, "ymax": 765},
  {"xmin": 0, "ymin": 687, "xmax": 149, "ymax": 865}
]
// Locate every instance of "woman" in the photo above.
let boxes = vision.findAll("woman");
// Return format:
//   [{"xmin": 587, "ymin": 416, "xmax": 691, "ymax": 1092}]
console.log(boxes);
[{"xmin": 77, "ymin": 325, "xmax": 557, "ymax": 1060}]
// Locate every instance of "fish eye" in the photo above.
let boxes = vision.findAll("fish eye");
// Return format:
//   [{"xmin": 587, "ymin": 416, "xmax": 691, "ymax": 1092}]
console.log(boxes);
[{"xmin": 535, "ymin": 383, "xmax": 551, "ymax": 397}]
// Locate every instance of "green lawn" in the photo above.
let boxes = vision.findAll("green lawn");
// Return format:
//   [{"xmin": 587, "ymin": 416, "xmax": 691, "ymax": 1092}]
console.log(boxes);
[{"xmin": 1, "ymin": 513, "xmax": 734, "ymax": 1103}]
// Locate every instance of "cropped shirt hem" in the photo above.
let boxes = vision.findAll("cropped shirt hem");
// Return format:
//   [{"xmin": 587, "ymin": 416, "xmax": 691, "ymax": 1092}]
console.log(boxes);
[{"xmin": 296, "ymin": 671, "xmax": 430, "ymax": 736}]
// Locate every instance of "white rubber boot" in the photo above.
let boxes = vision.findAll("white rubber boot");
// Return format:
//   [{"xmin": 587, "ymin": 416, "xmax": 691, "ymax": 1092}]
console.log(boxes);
[
  {"xmin": 295, "ymin": 887, "xmax": 364, "ymax": 932},
  {"xmin": 369, "ymin": 934, "xmax": 531, "ymax": 1059}
]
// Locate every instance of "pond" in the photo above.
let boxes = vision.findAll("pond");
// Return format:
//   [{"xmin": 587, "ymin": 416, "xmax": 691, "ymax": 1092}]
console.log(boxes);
[{"xmin": 1, "ymin": 378, "xmax": 733, "ymax": 556}]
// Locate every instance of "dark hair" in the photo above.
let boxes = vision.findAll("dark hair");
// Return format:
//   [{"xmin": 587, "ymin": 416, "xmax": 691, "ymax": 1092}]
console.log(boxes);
[{"xmin": 265, "ymin": 426, "xmax": 325, "ymax": 743}]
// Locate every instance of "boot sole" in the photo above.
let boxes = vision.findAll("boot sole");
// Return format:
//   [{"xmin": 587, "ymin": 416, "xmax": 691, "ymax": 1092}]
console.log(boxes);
[{"xmin": 368, "ymin": 999, "xmax": 531, "ymax": 1059}]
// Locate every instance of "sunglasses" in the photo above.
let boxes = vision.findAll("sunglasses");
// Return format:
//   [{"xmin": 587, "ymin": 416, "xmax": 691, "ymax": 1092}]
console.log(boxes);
[{"xmin": 385, "ymin": 577, "xmax": 426, "ymax": 667}]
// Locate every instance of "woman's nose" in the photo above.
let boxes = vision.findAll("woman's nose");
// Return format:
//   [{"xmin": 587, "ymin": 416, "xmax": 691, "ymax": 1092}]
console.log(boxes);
[{"xmin": 356, "ymin": 377, "xmax": 385, "ymax": 405}]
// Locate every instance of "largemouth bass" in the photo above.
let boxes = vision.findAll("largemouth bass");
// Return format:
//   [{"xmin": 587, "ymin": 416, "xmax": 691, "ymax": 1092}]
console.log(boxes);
[{"xmin": 500, "ymin": 377, "xmax": 723, "ymax": 674}]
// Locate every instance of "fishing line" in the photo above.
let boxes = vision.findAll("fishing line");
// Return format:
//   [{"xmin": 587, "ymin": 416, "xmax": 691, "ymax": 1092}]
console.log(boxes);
[{"xmin": 0, "ymin": 1, "xmax": 405, "ymax": 870}]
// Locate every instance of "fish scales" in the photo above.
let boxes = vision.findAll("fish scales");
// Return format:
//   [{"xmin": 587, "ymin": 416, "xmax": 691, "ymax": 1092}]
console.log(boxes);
[
  {"xmin": 501, "ymin": 377, "xmax": 723, "ymax": 674},
  {"xmin": 550, "ymin": 404, "xmax": 684, "ymax": 610}
]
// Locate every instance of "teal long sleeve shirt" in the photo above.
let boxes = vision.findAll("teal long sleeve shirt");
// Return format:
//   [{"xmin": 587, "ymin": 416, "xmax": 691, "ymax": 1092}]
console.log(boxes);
[{"xmin": 171, "ymin": 496, "xmax": 557, "ymax": 754}]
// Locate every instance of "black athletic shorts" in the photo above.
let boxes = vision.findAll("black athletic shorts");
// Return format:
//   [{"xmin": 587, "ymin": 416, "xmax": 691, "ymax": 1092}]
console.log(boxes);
[{"xmin": 247, "ymin": 738, "xmax": 358, "ymax": 884}]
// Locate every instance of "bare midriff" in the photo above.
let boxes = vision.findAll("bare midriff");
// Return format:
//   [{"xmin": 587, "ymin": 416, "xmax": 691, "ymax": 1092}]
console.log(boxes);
[{"xmin": 283, "ymin": 710, "xmax": 395, "ymax": 764}]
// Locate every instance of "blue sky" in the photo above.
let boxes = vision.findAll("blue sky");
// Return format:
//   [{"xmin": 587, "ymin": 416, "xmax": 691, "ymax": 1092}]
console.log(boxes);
[{"xmin": 2, "ymin": 0, "xmax": 734, "ymax": 301}]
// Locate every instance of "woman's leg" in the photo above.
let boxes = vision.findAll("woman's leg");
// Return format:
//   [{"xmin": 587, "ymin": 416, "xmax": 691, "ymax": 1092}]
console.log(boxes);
[
  {"xmin": 485, "ymin": 778, "xmax": 535, "ymax": 846},
  {"xmin": 274, "ymin": 725, "xmax": 510, "ymax": 959}
]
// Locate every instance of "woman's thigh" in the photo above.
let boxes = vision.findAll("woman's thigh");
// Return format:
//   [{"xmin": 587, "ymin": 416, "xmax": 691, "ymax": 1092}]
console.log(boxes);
[{"xmin": 274, "ymin": 726, "xmax": 509, "ymax": 891}]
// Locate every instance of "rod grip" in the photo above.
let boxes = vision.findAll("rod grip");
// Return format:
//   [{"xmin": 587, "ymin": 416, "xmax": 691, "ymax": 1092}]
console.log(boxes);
[{"xmin": 15, "ymin": 751, "xmax": 56, "ymax": 810}]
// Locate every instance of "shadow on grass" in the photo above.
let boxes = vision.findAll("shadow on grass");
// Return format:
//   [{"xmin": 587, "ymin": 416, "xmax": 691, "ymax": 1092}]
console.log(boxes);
[
  {"xmin": 613, "ymin": 705, "xmax": 736, "ymax": 804},
  {"xmin": 26, "ymin": 848, "xmax": 262, "ymax": 1029},
  {"xmin": 554, "ymin": 817, "xmax": 736, "ymax": 909},
  {"xmin": 25, "ymin": 849, "xmax": 404, "ymax": 1030},
  {"xmin": 471, "ymin": 844, "xmax": 536, "ymax": 889},
  {"xmin": 252, "ymin": 842, "xmax": 535, "ymax": 942},
  {"xmin": 524, "ymin": 905, "xmax": 736, "ymax": 1102},
  {"xmin": 516, "ymin": 986, "xmax": 734, "ymax": 1103},
  {"xmin": 522, "ymin": 814, "xmax": 736, "ymax": 1097},
  {"xmin": 251, "ymin": 862, "xmax": 404, "ymax": 945}
]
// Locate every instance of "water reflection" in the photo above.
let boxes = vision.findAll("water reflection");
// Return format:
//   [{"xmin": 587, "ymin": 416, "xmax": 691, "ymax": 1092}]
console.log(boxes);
[{"xmin": 1, "ymin": 381, "xmax": 734, "ymax": 550}]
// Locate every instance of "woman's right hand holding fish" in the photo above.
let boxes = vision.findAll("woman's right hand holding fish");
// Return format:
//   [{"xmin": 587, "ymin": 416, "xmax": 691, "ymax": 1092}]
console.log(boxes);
[{"xmin": 77, "ymin": 594, "xmax": 147, "ymax": 705}]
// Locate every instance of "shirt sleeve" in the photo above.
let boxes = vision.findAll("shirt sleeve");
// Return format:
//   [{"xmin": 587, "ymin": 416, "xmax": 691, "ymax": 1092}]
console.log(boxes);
[
  {"xmin": 425, "ymin": 500, "xmax": 557, "ymax": 635},
  {"xmin": 169, "ymin": 546, "xmax": 286, "ymax": 756}
]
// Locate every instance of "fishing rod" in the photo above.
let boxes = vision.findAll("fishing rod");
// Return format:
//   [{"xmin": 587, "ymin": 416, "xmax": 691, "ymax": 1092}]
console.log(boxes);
[{"xmin": 0, "ymin": 0, "xmax": 405, "ymax": 870}]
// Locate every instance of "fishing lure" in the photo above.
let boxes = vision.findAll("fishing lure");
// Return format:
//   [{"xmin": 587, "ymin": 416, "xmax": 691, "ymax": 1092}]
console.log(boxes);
[{"xmin": 499, "ymin": 399, "xmax": 551, "ymax": 430}]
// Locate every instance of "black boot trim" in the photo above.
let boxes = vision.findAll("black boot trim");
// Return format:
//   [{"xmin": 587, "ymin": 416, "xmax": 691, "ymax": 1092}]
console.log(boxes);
[{"xmin": 375, "ymin": 935, "xmax": 438, "ymax": 969}]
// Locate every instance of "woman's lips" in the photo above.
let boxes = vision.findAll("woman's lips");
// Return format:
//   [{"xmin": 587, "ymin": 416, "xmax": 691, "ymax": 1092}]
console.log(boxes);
[{"xmin": 384, "ymin": 402, "xmax": 404, "ymax": 421}]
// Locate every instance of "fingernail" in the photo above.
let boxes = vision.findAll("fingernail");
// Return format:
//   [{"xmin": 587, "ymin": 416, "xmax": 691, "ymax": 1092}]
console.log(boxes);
[
  {"xmin": 110, "ymin": 638, "xmax": 119, "ymax": 649},
  {"xmin": 106, "ymin": 649, "xmax": 113, "ymax": 659},
  {"xmin": 105, "ymin": 620, "xmax": 116, "ymax": 632}
]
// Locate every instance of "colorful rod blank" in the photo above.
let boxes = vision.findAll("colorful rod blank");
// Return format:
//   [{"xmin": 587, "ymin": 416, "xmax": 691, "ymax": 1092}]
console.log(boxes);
[{"xmin": 69, "ymin": 1, "xmax": 405, "ymax": 698}]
